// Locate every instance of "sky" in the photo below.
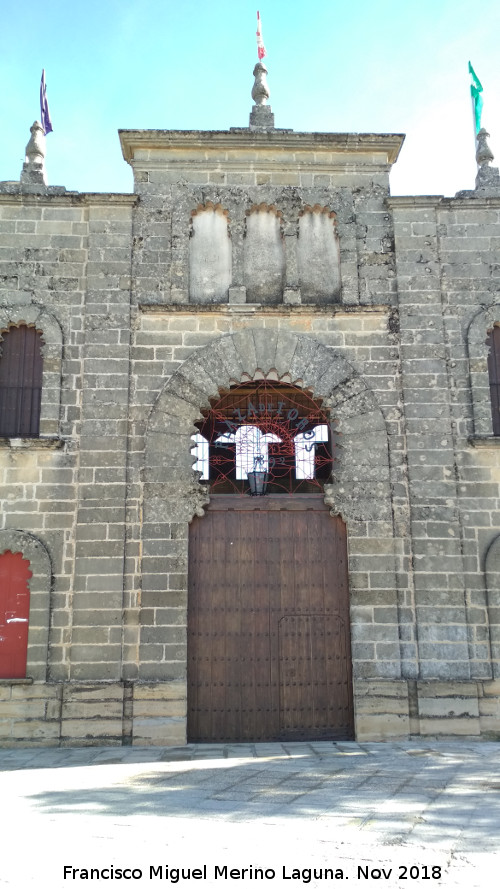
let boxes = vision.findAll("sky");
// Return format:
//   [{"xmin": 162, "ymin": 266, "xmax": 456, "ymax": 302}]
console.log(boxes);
[{"xmin": 2, "ymin": 0, "xmax": 500, "ymax": 197}]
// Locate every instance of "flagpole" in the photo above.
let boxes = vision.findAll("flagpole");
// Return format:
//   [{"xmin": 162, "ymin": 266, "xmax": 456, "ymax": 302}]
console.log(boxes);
[
  {"xmin": 40, "ymin": 69, "xmax": 53, "ymax": 135},
  {"xmin": 472, "ymin": 94, "xmax": 478, "ymax": 154},
  {"xmin": 468, "ymin": 62, "xmax": 483, "ymax": 158},
  {"xmin": 256, "ymin": 10, "xmax": 266, "ymax": 61}
]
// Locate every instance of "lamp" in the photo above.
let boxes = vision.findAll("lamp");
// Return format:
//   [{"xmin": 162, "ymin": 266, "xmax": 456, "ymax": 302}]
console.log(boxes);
[{"xmin": 247, "ymin": 455, "xmax": 269, "ymax": 495}]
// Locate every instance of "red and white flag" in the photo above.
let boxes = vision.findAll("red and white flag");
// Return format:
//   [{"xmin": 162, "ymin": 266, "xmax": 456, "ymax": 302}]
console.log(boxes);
[{"xmin": 256, "ymin": 11, "xmax": 266, "ymax": 59}]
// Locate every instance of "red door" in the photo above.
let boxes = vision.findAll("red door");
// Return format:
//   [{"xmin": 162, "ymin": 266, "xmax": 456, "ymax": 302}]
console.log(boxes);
[{"xmin": 0, "ymin": 551, "xmax": 32, "ymax": 678}]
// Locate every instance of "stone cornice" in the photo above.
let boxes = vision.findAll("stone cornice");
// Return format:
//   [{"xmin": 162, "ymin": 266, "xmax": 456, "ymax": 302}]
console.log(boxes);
[
  {"xmin": 0, "ymin": 191, "xmax": 137, "ymax": 206},
  {"xmin": 388, "ymin": 193, "xmax": 500, "ymax": 209},
  {"xmin": 386, "ymin": 195, "xmax": 444, "ymax": 208},
  {"xmin": 138, "ymin": 303, "xmax": 392, "ymax": 315},
  {"xmin": 119, "ymin": 129, "xmax": 405, "ymax": 168}
]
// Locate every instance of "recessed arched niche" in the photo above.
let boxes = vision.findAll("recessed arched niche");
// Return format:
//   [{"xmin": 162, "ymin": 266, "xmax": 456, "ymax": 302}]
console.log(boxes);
[
  {"xmin": 297, "ymin": 205, "xmax": 341, "ymax": 304},
  {"xmin": 244, "ymin": 204, "xmax": 285, "ymax": 304},
  {"xmin": 189, "ymin": 202, "xmax": 232, "ymax": 303}
]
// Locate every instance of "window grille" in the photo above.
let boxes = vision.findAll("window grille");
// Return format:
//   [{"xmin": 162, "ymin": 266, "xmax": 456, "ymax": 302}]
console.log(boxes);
[{"xmin": 191, "ymin": 381, "xmax": 333, "ymax": 494}]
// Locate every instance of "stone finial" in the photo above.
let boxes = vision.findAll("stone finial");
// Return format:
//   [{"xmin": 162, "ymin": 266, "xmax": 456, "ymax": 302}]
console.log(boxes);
[
  {"xmin": 252, "ymin": 62, "xmax": 270, "ymax": 106},
  {"xmin": 20, "ymin": 121, "xmax": 47, "ymax": 189},
  {"xmin": 475, "ymin": 126, "xmax": 500, "ymax": 195},
  {"xmin": 476, "ymin": 127, "xmax": 494, "ymax": 167},
  {"xmin": 249, "ymin": 62, "xmax": 275, "ymax": 130}
]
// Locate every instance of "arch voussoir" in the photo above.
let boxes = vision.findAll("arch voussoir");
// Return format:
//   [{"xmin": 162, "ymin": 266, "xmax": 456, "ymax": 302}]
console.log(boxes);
[
  {"xmin": 168, "ymin": 358, "xmax": 220, "ymax": 407},
  {"xmin": 288, "ymin": 335, "xmax": 324, "ymax": 384},
  {"xmin": 328, "ymin": 380, "xmax": 376, "ymax": 414},
  {"xmin": 214, "ymin": 334, "xmax": 247, "ymax": 383},
  {"xmin": 229, "ymin": 330, "xmax": 259, "ymax": 375},
  {"xmin": 167, "ymin": 371, "xmax": 214, "ymax": 412},
  {"xmin": 273, "ymin": 330, "xmax": 300, "ymax": 377},
  {"xmin": 252, "ymin": 328, "xmax": 279, "ymax": 371}
]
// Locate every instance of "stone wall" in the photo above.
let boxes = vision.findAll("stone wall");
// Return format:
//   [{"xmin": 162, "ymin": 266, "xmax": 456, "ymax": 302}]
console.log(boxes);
[
  {"xmin": 389, "ymin": 196, "xmax": 500, "ymax": 688},
  {"xmin": 0, "ymin": 128, "xmax": 499, "ymax": 746}
]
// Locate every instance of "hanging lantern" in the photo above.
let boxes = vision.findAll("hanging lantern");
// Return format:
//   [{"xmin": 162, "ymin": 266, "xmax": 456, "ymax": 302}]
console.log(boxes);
[{"xmin": 247, "ymin": 455, "xmax": 269, "ymax": 495}]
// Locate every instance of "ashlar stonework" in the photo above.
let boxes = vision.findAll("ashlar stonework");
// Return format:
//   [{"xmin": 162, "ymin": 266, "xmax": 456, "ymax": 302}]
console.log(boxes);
[{"xmin": 0, "ymin": 111, "xmax": 499, "ymax": 746}]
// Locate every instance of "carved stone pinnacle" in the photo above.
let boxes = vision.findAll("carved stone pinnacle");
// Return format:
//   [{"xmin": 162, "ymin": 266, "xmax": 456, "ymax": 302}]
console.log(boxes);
[
  {"xmin": 20, "ymin": 121, "xmax": 47, "ymax": 188},
  {"xmin": 476, "ymin": 127, "xmax": 494, "ymax": 167},
  {"xmin": 249, "ymin": 62, "xmax": 275, "ymax": 130},
  {"xmin": 251, "ymin": 62, "xmax": 270, "ymax": 106}
]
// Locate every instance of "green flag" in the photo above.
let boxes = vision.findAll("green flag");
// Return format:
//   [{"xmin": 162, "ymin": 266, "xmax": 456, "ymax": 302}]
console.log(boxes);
[{"xmin": 469, "ymin": 61, "xmax": 483, "ymax": 133}]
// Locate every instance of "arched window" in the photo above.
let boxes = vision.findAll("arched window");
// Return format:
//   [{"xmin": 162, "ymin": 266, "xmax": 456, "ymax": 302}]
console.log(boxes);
[
  {"xmin": 191, "ymin": 380, "xmax": 333, "ymax": 494},
  {"xmin": 0, "ymin": 550, "xmax": 32, "ymax": 679},
  {"xmin": 486, "ymin": 325, "xmax": 500, "ymax": 435},
  {"xmin": 0, "ymin": 324, "xmax": 44, "ymax": 437}
]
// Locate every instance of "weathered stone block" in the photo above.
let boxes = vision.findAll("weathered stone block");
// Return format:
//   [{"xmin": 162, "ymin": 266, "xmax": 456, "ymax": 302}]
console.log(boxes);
[
  {"xmin": 418, "ymin": 717, "xmax": 480, "ymax": 736},
  {"xmin": 132, "ymin": 717, "xmax": 186, "ymax": 746},
  {"xmin": 355, "ymin": 713, "xmax": 410, "ymax": 740},
  {"xmin": 418, "ymin": 696, "xmax": 479, "ymax": 719}
]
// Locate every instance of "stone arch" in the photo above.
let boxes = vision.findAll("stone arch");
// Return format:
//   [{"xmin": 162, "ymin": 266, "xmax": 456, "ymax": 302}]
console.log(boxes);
[
  {"xmin": 0, "ymin": 530, "xmax": 52, "ymax": 681},
  {"xmin": 139, "ymin": 328, "xmax": 405, "ymax": 699},
  {"xmin": 467, "ymin": 304, "xmax": 500, "ymax": 435},
  {"xmin": 145, "ymin": 327, "xmax": 391, "ymax": 526},
  {"xmin": 0, "ymin": 304, "xmax": 63, "ymax": 438},
  {"xmin": 485, "ymin": 533, "xmax": 500, "ymax": 678}
]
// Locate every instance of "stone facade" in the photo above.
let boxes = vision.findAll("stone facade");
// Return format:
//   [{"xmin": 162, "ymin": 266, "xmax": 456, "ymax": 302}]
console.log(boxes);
[{"xmin": 0, "ymin": 113, "xmax": 499, "ymax": 746}]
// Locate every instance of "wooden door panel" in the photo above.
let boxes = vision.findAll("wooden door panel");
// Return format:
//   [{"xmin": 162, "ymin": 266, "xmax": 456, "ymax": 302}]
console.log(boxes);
[
  {"xmin": 0, "ymin": 551, "xmax": 32, "ymax": 679},
  {"xmin": 188, "ymin": 495, "xmax": 353, "ymax": 742},
  {"xmin": 279, "ymin": 614, "xmax": 352, "ymax": 739}
]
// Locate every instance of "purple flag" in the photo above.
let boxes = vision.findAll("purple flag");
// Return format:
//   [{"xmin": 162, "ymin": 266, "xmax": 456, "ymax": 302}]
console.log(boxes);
[{"xmin": 40, "ymin": 69, "xmax": 53, "ymax": 135}]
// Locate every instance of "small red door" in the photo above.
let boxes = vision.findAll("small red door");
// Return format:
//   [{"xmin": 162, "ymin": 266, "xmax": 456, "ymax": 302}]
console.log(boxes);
[{"xmin": 0, "ymin": 551, "xmax": 32, "ymax": 678}]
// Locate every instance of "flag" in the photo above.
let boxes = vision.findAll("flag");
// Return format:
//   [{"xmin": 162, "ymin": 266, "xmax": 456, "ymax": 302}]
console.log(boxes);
[
  {"xmin": 256, "ymin": 11, "xmax": 266, "ymax": 60},
  {"xmin": 469, "ymin": 61, "xmax": 483, "ymax": 134},
  {"xmin": 40, "ymin": 69, "xmax": 53, "ymax": 135}
]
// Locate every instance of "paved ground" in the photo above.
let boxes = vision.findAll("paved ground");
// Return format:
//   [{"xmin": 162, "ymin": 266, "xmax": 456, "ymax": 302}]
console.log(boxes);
[{"xmin": 0, "ymin": 740, "xmax": 498, "ymax": 888}]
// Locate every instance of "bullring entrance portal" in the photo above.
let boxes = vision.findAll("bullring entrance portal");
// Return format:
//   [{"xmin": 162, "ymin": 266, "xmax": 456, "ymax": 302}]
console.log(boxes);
[{"xmin": 187, "ymin": 382, "xmax": 354, "ymax": 742}]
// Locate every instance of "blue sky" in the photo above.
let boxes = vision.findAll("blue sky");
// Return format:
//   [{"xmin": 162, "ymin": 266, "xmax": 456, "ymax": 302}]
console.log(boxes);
[{"xmin": 2, "ymin": 0, "xmax": 500, "ymax": 196}]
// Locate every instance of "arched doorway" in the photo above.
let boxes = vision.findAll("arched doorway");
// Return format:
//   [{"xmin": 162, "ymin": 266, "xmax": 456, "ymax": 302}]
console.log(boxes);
[
  {"xmin": 0, "ymin": 550, "xmax": 32, "ymax": 679},
  {"xmin": 187, "ymin": 381, "xmax": 354, "ymax": 742}
]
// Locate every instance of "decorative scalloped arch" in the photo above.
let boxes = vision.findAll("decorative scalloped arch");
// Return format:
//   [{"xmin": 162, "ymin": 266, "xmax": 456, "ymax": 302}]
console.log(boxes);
[
  {"xmin": 467, "ymin": 304, "xmax": 500, "ymax": 435},
  {"xmin": 145, "ymin": 327, "xmax": 391, "ymax": 525},
  {"xmin": 139, "ymin": 327, "xmax": 403, "ymax": 688},
  {"xmin": 0, "ymin": 530, "xmax": 52, "ymax": 681},
  {"xmin": 0, "ymin": 305, "xmax": 63, "ymax": 438}
]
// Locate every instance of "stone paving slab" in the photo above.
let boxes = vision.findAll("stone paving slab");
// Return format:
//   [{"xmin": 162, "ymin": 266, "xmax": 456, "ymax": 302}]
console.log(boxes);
[{"xmin": 0, "ymin": 741, "xmax": 498, "ymax": 888}]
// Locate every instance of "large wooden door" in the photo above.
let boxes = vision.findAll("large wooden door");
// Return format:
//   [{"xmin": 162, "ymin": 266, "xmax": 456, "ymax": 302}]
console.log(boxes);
[{"xmin": 188, "ymin": 495, "xmax": 353, "ymax": 742}]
